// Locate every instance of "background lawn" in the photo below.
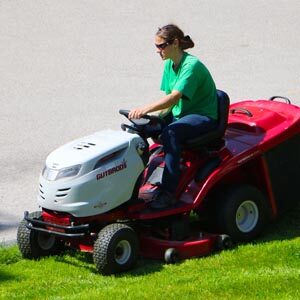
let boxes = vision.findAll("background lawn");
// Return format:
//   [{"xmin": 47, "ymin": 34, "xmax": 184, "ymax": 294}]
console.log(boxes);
[{"xmin": 1, "ymin": 204, "xmax": 299, "ymax": 300}]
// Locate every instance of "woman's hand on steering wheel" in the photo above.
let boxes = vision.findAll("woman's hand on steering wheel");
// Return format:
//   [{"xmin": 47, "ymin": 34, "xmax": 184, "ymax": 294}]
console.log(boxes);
[{"xmin": 128, "ymin": 108, "xmax": 148, "ymax": 119}]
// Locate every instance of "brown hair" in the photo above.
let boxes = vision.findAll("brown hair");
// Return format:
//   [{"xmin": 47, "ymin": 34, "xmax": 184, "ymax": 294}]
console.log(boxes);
[{"xmin": 156, "ymin": 24, "xmax": 194, "ymax": 50}]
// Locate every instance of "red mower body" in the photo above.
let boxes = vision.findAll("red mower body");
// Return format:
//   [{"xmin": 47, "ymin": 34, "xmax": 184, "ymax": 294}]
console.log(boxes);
[{"xmin": 19, "ymin": 96, "xmax": 300, "ymax": 273}]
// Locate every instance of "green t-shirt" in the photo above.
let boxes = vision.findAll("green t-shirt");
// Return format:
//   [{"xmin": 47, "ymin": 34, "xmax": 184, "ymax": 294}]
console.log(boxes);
[{"xmin": 160, "ymin": 52, "xmax": 218, "ymax": 120}]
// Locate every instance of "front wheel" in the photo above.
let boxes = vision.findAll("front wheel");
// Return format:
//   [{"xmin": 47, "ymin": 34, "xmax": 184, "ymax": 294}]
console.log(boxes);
[
  {"xmin": 17, "ymin": 211, "xmax": 63, "ymax": 259},
  {"xmin": 93, "ymin": 223, "xmax": 139, "ymax": 275},
  {"xmin": 216, "ymin": 185, "xmax": 268, "ymax": 242}
]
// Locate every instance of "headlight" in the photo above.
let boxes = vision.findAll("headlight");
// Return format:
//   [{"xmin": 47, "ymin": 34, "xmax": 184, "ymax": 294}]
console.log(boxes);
[{"xmin": 42, "ymin": 165, "xmax": 81, "ymax": 181}]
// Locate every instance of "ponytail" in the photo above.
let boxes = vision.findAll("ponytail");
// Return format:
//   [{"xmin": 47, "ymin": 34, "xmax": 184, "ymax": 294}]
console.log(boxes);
[{"xmin": 180, "ymin": 35, "xmax": 194, "ymax": 50}]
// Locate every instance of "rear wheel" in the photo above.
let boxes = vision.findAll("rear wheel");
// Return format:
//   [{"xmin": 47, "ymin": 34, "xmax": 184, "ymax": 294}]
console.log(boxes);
[
  {"xmin": 17, "ymin": 211, "xmax": 63, "ymax": 259},
  {"xmin": 93, "ymin": 223, "xmax": 139, "ymax": 275},
  {"xmin": 216, "ymin": 185, "xmax": 267, "ymax": 242}
]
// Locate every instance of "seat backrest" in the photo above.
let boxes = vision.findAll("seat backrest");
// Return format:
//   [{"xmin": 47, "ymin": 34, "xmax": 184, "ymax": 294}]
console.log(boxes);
[
  {"xmin": 183, "ymin": 89, "xmax": 230, "ymax": 150},
  {"xmin": 215, "ymin": 89, "xmax": 230, "ymax": 137}
]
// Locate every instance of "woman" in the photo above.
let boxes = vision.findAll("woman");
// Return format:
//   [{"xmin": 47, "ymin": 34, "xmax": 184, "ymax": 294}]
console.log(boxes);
[{"xmin": 129, "ymin": 24, "xmax": 218, "ymax": 209}]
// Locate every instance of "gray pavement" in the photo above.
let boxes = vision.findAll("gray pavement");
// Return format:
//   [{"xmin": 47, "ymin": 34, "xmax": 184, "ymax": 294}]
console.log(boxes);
[{"xmin": 1, "ymin": 0, "xmax": 300, "ymax": 244}]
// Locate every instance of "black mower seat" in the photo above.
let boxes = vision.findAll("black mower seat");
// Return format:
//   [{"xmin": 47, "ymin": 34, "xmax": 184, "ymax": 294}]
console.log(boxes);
[{"xmin": 183, "ymin": 90, "xmax": 230, "ymax": 151}]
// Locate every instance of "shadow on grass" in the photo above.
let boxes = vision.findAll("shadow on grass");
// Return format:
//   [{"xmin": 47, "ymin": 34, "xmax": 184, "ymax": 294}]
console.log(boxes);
[
  {"xmin": 54, "ymin": 249, "xmax": 164, "ymax": 276},
  {"xmin": 54, "ymin": 250, "xmax": 164, "ymax": 277},
  {"xmin": 0, "ymin": 270, "xmax": 15, "ymax": 282},
  {"xmin": 118, "ymin": 258, "xmax": 164, "ymax": 277},
  {"xmin": 257, "ymin": 201, "xmax": 300, "ymax": 243},
  {"xmin": 52, "ymin": 249, "xmax": 163, "ymax": 276},
  {"xmin": 54, "ymin": 250, "xmax": 95, "ymax": 273}
]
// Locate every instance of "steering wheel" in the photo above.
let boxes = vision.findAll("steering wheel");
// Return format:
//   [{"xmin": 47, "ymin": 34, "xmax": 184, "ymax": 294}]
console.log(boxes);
[
  {"xmin": 119, "ymin": 109, "xmax": 165, "ymax": 136},
  {"xmin": 119, "ymin": 109, "xmax": 164, "ymax": 125}
]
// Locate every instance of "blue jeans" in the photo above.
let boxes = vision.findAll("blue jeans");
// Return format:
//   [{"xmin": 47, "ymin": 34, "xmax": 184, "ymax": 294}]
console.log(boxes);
[{"xmin": 160, "ymin": 114, "xmax": 217, "ymax": 194}]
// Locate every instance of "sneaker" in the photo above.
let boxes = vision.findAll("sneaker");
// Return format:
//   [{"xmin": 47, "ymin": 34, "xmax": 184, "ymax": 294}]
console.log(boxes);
[{"xmin": 150, "ymin": 189, "xmax": 177, "ymax": 209}]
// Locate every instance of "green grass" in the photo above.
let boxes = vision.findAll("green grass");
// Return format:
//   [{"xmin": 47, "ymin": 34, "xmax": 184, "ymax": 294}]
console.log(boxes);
[{"xmin": 1, "ymin": 206, "xmax": 300, "ymax": 300}]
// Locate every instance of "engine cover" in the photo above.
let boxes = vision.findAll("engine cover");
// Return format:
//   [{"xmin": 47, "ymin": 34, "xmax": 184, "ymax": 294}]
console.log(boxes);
[{"xmin": 38, "ymin": 130, "xmax": 146, "ymax": 217}]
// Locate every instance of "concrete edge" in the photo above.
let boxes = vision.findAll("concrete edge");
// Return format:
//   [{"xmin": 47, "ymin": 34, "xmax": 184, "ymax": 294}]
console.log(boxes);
[{"xmin": 0, "ymin": 239, "xmax": 17, "ymax": 248}]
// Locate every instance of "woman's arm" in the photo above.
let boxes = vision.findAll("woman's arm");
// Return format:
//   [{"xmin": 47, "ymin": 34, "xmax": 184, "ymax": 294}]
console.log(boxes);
[{"xmin": 128, "ymin": 90, "xmax": 182, "ymax": 119}]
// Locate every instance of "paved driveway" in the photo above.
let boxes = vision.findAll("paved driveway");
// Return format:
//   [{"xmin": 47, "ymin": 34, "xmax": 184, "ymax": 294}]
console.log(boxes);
[{"xmin": 1, "ymin": 0, "xmax": 300, "ymax": 243}]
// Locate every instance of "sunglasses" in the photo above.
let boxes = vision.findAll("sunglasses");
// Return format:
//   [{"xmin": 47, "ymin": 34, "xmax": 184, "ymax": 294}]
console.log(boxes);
[{"xmin": 155, "ymin": 40, "xmax": 174, "ymax": 50}]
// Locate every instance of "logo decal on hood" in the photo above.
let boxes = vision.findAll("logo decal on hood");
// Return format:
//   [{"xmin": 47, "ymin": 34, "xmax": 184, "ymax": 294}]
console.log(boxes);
[{"xmin": 96, "ymin": 160, "xmax": 127, "ymax": 180}]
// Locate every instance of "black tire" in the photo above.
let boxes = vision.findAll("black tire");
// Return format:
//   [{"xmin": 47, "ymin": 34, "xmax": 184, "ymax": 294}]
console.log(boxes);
[
  {"xmin": 216, "ymin": 185, "xmax": 267, "ymax": 242},
  {"xmin": 216, "ymin": 234, "xmax": 233, "ymax": 250},
  {"xmin": 93, "ymin": 223, "xmax": 139, "ymax": 275},
  {"xmin": 17, "ymin": 211, "xmax": 63, "ymax": 259}
]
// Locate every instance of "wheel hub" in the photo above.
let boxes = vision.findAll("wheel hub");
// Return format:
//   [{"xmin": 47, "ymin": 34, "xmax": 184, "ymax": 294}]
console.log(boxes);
[
  {"xmin": 37, "ymin": 232, "xmax": 56, "ymax": 250},
  {"xmin": 114, "ymin": 240, "xmax": 131, "ymax": 264},
  {"xmin": 236, "ymin": 200, "xmax": 259, "ymax": 233}
]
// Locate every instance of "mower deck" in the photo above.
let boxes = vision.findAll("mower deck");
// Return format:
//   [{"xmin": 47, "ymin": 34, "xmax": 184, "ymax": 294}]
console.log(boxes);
[{"xmin": 139, "ymin": 232, "xmax": 219, "ymax": 261}]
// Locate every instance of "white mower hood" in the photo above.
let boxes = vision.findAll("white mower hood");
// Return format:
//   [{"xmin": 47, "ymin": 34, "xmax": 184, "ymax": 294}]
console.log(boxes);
[
  {"xmin": 39, "ymin": 129, "xmax": 146, "ymax": 217},
  {"xmin": 46, "ymin": 130, "xmax": 132, "ymax": 169}
]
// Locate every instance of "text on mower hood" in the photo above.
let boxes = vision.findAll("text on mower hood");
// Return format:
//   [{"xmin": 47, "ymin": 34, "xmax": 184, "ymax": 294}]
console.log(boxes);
[{"xmin": 96, "ymin": 160, "xmax": 127, "ymax": 180}]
